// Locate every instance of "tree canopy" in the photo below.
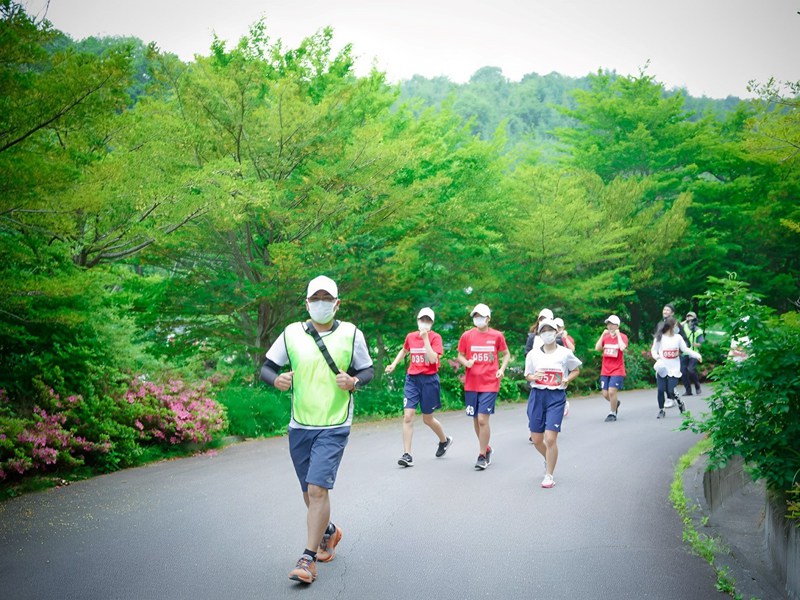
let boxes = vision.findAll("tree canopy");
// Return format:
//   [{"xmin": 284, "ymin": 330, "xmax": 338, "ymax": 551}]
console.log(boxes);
[{"xmin": 1, "ymin": 1, "xmax": 797, "ymax": 403}]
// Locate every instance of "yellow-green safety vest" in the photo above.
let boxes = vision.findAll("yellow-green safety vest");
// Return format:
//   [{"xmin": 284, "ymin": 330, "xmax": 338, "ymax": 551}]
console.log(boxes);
[{"xmin": 284, "ymin": 321, "xmax": 356, "ymax": 427}]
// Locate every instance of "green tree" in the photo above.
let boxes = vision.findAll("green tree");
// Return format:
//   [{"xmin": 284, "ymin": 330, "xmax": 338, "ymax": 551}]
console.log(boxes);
[
  {"xmin": 0, "ymin": 1, "xmax": 133, "ymax": 217},
  {"xmin": 0, "ymin": 2, "xmax": 156, "ymax": 402},
  {"xmin": 132, "ymin": 23, "xmax": 494, "ymax": 373},
  {"xmin": 555, "ymin": 69, "xmax": 708, "ymax": 190},
  {"xmin": 490, "ymin": 162, "xmax": 689, "ymax": 344},
  {"xmin": 686, "ymin": 277, "xmax": 800, "ymax": 494}
]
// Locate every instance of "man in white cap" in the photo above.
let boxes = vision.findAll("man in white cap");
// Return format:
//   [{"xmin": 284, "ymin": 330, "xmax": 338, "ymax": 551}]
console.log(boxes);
[
  {"xmin": 594, "ymin": 315, "xmax": 628, "ymax": 422},
  {"xmin": 260, "ymin": 275, "xmax": 374, "ymax": 585},
  {"xmin": 385, "ymin": 307, "xmax": 453, "ymax": 467},
  {"xmin": 457, "ymin": 303, "xmax": 510, "ymax": 470}
]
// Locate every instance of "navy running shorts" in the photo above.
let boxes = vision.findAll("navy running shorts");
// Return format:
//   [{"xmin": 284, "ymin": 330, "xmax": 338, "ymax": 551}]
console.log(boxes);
[
  {"xmin": 527, "ymin": 387, "xmax": 567, "ymax": 433},
  {"xmin": 403, "ymin": 373, "xmax": 442, "ymax": 414},
  {"xmin": 600, "ymin": 375, "xmax": 625, "ymax": 390},
  {"xmin": 288, "ymin": 426, "xmax": 350, "ymax": 492},
  {"xmin": 464, "ymin": 391, "xmax": 497, "ymax": 417}
]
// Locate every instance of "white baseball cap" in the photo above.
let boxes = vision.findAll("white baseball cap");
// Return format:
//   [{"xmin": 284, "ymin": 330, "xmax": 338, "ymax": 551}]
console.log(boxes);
[
  {"xmin": 538, "ymin": 318, "xmax": 558, "ymax": 332},
  {"xmin": 538, "ymin": 308, "xmax": 554, "ymax": 320},
  {"xmin": 553, "ymin": 317, "xmax": 565, "ymax": 328},
  {"xmin": 417, "ymin": 307, "xmax": 435, "ymax": 321},
  {"xmin": 306, "ymin": 275, "xmax": 338, "ymax": 299},
  {"xmin": 471, "ymin": 303, "xmax": 491, "ymax": 317},
  {"xmin": 605, "ymin": 315, "xmax": 621, "ymax": 326}
]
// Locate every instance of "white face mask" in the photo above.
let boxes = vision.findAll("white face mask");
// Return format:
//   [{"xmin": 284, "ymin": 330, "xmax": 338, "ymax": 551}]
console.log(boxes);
[
  {"xmin": 473, "ymin": 316, "xmax": 488, "ymax": 328},
  {"xmin": 417, "ymin": 320, "xmax": 431, "ymax": 332},
  {"xmin": 540, "ymin": 331, "xmax": 557, "ymax": 345},
  {"xmin": 308, "ymin": 300, "xmax": 337, "ymax": 324}
]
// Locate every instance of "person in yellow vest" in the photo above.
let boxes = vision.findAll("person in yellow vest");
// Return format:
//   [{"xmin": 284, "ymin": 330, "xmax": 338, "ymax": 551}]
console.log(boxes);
[{"xmin": 260, "ymin": 275, "xmax": 374, "ymax": 585}]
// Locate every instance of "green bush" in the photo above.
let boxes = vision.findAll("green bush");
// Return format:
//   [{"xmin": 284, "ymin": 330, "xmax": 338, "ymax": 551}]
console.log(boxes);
[
  {"xmin": 1, "ymin": 375, "xmax": 230, "ymax": 495},
  {"xmin": 215, "ymin": 384, "xmax": 290, "ymax": 438},
  {"xmin": 683, "ymin": 277, "xmax": 800, "ymax": 495},
  {"xmin": 623, "ymin": 342, "xmax": 658, "ymax": 389},
  {"xmin": 354, "ymin": 384, "xmax": 405, "ymax": 419}
]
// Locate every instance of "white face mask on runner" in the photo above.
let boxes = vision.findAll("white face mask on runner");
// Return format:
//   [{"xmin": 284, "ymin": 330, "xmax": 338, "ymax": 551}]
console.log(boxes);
[
  {"xmin": 417, "ymin": 320, "xmax": 431, "ymax": 332},
  {"xmin": 308, "ymin": 300, "xmax": 336, "ymax": 324},
  {"xmin": 473, "ymin": 316, "xmax": 488, "ymax": 328},
  {"xmin": 540, "ymin": 332, "xmax": 557, "ymax": 345}
]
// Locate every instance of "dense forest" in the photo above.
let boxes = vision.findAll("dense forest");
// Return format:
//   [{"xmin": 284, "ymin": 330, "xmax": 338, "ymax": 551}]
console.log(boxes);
[{"xmin": 1, "ymin": 2, "xmax": 798, "ymax": 490}]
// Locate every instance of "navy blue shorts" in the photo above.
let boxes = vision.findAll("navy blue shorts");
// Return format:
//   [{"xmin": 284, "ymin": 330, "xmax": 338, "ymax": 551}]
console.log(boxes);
[
  {"xmin": 464, "ymin": 391, "xmax": 497, "ymax": 417},
  {"xmin": 288, "ymin": 426, "xmax": 350, "ymax": 492},
  {"xmin": 600, "ymin": 375, "xmax": 625, "ymax": 390},
  {"xmin": 527, "ymin": 387, "xmax": 567, "ymax": 433},
  {"xmin": 403, "ymin": 373, "xmax": 441, "ymax": 414}
]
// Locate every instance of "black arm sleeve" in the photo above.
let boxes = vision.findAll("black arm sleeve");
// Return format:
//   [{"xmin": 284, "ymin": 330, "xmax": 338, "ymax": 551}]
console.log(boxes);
[
  {"xmin": 347, "ymin": 364, "xmax": 375, "ymax": 386},
  {"xmin": 260, "ymin": 358, "xmax": 283, "ymax": 387}
]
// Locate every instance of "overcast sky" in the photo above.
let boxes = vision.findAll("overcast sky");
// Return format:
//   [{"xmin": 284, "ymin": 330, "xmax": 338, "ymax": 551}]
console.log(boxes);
[{"xmin": 22, "ymin": 0, "xmax": 800, "ymax": 99}]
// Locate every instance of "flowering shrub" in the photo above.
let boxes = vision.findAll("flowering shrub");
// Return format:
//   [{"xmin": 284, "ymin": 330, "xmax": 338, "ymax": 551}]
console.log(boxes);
[
  {"xmin": 125, "ymin": 379, "xmax": 228, "ymax": 444},
  {"xmin": 0, "ymin": 376, "xmax": 229, "ymax": 484},
  {"xmin": 0, "ymin": 392, "xmax": 109, "ymax": 480}
]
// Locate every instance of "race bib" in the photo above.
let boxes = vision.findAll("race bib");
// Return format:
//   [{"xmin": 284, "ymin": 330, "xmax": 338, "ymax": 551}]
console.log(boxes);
[
  {"xmin": 663, "ymin": 348, "xmax": 679, "ymax": 359},
  {"xmin": 470, "ymin": 345, "xmax": 495, "ymax": 363},
  {"xmin": 603, "ymin": 346, "xmax": 619, "ymax": 357},
  {"xmin": 410, "ymin": 348, "xmax": 428, "ymax": 364},
  {"xmin": 534, "ymin": 369, "xmax": 563, "ymax": 386}
]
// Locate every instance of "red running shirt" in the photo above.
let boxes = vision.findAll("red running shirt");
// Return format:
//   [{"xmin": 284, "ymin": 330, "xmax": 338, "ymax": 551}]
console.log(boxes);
[
  {"xmin": 403, "ymin": 331, "xmax": 443, "ymax": 376},
  {"xmin": 600, "ymin": 332, "xmax": 628, "ymax": 377},
  {"xmin": 458, "ymin": 328, "xmax": 508, "ymax": 392}
]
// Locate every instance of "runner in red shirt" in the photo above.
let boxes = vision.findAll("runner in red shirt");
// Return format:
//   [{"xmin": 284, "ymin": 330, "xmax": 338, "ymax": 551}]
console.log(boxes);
[
  {"xmin": 457, "ymin": 303, "xmax": 510, "ymax": 470},
  {"xmin": 385, "ymin": 308, "xmax": 453, "ymax": 467},
  {"xmin": 594, "ymin": 314, "xmax": 628, "ymax": 422}
]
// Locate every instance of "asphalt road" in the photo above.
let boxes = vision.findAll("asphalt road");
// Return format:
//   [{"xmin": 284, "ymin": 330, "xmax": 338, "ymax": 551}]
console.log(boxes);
[{"xmin": 0, "ymin": 388, "xmax": 719, "ymax": 600}]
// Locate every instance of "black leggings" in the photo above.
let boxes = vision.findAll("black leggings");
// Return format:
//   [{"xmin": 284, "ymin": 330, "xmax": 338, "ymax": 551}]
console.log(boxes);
[
  {"xmin": 656, "ymin": 375, "xmax": 679, "ymax": 409},
  {"xmin": 682, "ymin": 356, "xmax": 700, "ymax": 392}
]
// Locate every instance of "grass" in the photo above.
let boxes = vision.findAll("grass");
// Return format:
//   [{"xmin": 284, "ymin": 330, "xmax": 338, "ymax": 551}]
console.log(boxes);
[{"xmin": 670, "ymin": 438, "xmax": 761, "ymax": 600}]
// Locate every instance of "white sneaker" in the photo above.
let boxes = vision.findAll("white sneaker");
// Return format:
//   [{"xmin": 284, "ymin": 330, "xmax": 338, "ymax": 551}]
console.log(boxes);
[
  {"xmin": 541, "ymin": 474, "xmax": 556, "ymax": 488},
  {"xmin": 664, "ymin": 398, "xmax": 675, "ymax": 408}
]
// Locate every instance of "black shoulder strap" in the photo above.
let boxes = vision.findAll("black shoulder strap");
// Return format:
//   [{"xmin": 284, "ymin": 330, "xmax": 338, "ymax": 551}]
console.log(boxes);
[{"xmin": 303, "ymin": 321, "xmax": 341, "ymax": 376}]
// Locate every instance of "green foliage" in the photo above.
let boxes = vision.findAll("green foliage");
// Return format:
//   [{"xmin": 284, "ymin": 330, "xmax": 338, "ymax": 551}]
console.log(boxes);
[
  {"xmin": 683, "ymin": 277, "xmax": 800, "ymax": 494},
  {"xmin": 0, "ymin": 374, "xmax": 229, "ymax": 495},
  {"xmin": 353, "ymin": 384, "xmax": 406, "ymax": 420},
  {"xmin": 0, "ymin": 1, "xmax": 136, "ymax": 233},
  {"xmin": 787, "ymin": 483, "xmax": 800, "ymax": 526},
  {"xmin": 1, "ymin": 2, "xmax": 798, "ymax": 497},
  {"xmin": 556, "ymin": 70, "xmax": 706, "ymax": 186},
  {"xmin": 621, "ymin": 342, "xmax": 658, "ymax": 389},
  {"xmin": 670, "ymin": 438, "xmax": 749, "ymax": 599},
  {"xmin": 215, "ymin": 384, "xmax": 290, "ymax": 438},
  {"xmin": 401, "ymin": 69, "xmax": 593, "ymax": 154}
]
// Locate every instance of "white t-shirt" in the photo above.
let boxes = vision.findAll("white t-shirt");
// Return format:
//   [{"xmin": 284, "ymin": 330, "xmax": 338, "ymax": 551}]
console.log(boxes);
[
  {"xmin": 525, "ymin": 345, "xmax": 582, "ymax": 390},
  {"xmin": 265, "ymin": 321, "xmax": 372, "ymax": 430},
  {"xmin": 651, "ymin": 334, "xmax": 700, "ymax": 378}
]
